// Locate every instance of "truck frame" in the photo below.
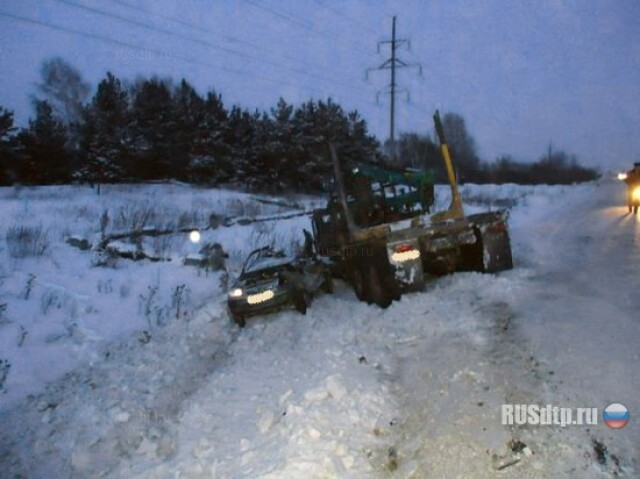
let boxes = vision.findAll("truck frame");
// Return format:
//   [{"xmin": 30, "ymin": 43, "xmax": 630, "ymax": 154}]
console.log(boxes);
[{"xmin": 311, "ymin": 110, "xmax": 513, "ymax": 307}]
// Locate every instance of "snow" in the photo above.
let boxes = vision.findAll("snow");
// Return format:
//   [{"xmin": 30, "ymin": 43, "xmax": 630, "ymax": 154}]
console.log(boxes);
[{"xmin": 1, "ymin": 179, "xmax": 638, "ymax": 477}]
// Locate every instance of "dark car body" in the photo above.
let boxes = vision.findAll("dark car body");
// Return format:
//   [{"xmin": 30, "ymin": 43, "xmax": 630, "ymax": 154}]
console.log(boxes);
[{"xmin": 227, "ymin": 246, "xmax": 331, "ymax": 327}]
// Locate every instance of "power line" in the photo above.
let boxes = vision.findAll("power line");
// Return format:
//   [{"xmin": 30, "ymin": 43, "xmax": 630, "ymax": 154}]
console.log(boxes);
[
  {"xmin": 243, "ymin": 0, "xmax": 323, "ymax": 34},
  {"xmin": 407, "ymin": 101, "xmax": 432, "ymax": 116},
  {"xmin": 312, "ymin": 0, "xmax": 378, "ymax": 37},
  {"xmin": 57, "ymin": 0, "xmax": 257, "ymax": 61},
  {"xmin": 58, "ymin": 0, "xmax": 368, "ymax": 95},
  {"xmin": 108, "ymin": 0, "xmax": 362, "ymax": 78},
  {"xmin": 110, "ymin": 0, "xmax": 249, "ymax": 48},
  {"xmin": 242, "ymin": 0, "xmax": 373, "ymax": 57},
  {"xmin": 0, "ymin": 10, "xmax": 331, "ymax": 98}
]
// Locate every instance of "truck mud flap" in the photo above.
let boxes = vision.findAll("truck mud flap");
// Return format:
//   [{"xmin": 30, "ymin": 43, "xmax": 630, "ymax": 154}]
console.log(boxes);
[{"xmin": 478, "ymin": 221, "xmax": 513, "ymax": 273}]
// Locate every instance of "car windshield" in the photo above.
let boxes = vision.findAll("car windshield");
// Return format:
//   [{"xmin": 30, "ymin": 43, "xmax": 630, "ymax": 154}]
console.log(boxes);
[{"xmin": 242, "ymin": 247, "xmax": 291, "ymax": 275}]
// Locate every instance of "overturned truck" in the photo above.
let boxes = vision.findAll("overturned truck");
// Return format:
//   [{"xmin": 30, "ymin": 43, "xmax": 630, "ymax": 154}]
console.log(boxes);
[{"xmin": 311, "ymin": 110, "xmax": 513, "ymax": 307}]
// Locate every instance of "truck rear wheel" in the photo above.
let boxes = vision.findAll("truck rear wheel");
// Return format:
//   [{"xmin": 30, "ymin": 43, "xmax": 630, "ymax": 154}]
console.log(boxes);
[
  {"xmin": 366, "ymin": 262, "xmax": 392, "ymax": 308},
  {"xmin": 351, "ymin": 266, "xmax": 369, "ymax": 302}
]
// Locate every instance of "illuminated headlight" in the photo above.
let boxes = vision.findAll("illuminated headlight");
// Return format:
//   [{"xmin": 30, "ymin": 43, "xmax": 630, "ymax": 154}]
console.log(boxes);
[
  {"xmin": 229, "ymin": 288, "xmax": 243, "ymax": 298},
  {"xmin": 618, "ymin": 172, "xmax": 628, "ymax": 181},
  {"xmin": 247, "ymin": 290, "xmax": 275, "ymax": 305},
  {"xmin": 633, "ymin": 187, "xmax": 640, "ymax": 201},
  {"xmin": 390, "ymin": 245, "xmax": 421, "ymax": 263}
]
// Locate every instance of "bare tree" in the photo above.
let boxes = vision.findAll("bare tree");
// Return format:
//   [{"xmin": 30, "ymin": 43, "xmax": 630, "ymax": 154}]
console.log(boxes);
[
  {"xmin": 441, "ymin": 112, "xmax": 481, "ymax": 175},
  {"xmin": 34, "ymin": 57, "xmax": 90, "ymax": 128}
]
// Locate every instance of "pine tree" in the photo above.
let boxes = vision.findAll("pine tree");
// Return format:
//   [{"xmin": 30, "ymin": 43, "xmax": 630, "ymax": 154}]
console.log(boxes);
[
  {"xmin": 172, "ymin": 79, "xmax": 204, "ymax": 180},
  {"xmin": 265, "ymin": 98, "xmax": 295, "ymax": 190},
  {"xmin": 76, "ymin": 72, "xmax": 130, "ymax": 192},
  {"xmin": 0, "ymin": 106, "xmax": 19, "ymax": 185},
  {"xmin": 290, "ymin": 99, "xmax": 379, "ymax": 191},
  {"xmin": 188, "ymin": 90, "xmax": 231, "ymax": 184},
  {"xmin": 20, "ymin": 101, "xmax": 69, "ymax": 184},
  {"xmin": 130, "ymin": 77, "xmax": 175, "ymax": 180},
  {"xmin": 225, "ymin": 106, "xmax": 260, "ymax": 186}
]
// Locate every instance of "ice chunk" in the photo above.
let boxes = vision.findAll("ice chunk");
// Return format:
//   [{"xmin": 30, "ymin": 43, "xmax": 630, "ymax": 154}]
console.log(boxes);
[
  {"xmin": 326, "ymin": 374, "xmax": 347, "ymax": 401},
  {"xmin": 257, "ymin": 410, "xmax": 275, "ymax": 434}
]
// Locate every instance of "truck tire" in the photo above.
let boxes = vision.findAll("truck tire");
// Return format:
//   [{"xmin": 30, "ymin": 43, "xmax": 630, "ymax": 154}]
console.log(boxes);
[
  {"xmin": 366, "ymin": 262, "xmax": 392, "ymax": 308},
  {"xmin": 460, "ymin": 234, "xmax": 484, "ymax": 272},
  {"xmin": 351, "ymin": 266, "xmax": 369, "ymax": 302}
]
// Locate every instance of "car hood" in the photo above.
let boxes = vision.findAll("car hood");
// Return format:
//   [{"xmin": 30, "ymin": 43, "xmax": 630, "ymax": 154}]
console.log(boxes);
[{"xmin": 236, "ymin": 266, "xmax": 289, "ymax": 288}]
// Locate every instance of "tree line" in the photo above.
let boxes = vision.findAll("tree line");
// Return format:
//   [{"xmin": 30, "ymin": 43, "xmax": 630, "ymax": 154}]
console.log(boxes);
[
  {"xmin": 387, "ymin": 117, "xmax": 598, "ymax": 185},
  {"xmin": 0, "ymin": 57, "xmax": 598, "ymax": 191},
  {"xmin": 0, "ymin": 58, "xmax": 378, "ymax": 192}
]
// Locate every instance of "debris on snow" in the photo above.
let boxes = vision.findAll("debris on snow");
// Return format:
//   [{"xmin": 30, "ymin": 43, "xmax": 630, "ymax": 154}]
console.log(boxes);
[{"xmin": 66, "ymin": 235, "xmax": 92, "ymax": 251}]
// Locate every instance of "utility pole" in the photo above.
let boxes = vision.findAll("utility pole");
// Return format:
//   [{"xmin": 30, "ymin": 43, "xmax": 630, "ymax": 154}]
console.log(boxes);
[
  {"xmin": 367, "ymin": 16, "xmax": 422, "ymax": 159},
  {"xmin": 389, "ymin": 15, "xmax": 398, "ymax": 144}
]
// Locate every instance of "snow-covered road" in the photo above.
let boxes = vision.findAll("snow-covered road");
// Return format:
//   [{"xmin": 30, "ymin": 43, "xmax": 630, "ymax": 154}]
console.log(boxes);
[
  {"xmin": 1, "ymin": 180, "xmax": 637, "ymax": 478},
  {"xmin": 503, "ymin": 180, "xmax": 640, "ymax": 476}
]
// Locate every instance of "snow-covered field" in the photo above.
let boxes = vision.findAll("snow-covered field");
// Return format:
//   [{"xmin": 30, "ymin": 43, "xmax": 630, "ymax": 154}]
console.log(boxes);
[{"xmin": 0, "ymin": 179, "xmax": 638, "ymax": 477}]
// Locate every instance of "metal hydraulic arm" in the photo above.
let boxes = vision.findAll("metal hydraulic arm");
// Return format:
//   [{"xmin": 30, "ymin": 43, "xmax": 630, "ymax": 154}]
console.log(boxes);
[{"xmin": 432, "ymin": 110, "xmax": 465, "ymax": 222}]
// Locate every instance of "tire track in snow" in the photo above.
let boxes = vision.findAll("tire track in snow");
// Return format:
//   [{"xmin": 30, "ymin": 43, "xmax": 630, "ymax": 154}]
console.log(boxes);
[
  {"xmin": 0, "ymin": 298, "xmax": 239, "ymax": 478},
  {"xmin": 378, "ymin": 272, "xmax": 554, "ymax": 478}
]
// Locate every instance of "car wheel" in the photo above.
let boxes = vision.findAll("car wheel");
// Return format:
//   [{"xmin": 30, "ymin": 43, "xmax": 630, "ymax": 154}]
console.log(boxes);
[
  {"xmin": 294, "ymin": 290, "xmax": 309, "ymax": 315},
  {"xmin": 230, "ymin": 310, "xmax": 245, "ymax": 328}
]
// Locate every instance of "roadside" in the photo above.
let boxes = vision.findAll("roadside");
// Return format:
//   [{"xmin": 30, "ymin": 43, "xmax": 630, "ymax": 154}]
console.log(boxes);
[
  {"xmin": 383, "ymin": 179, "xmax": 638, "ymax": 477},
  {"xmin": 507, "ymin": 179, "xmax": 639, "ymax": 476},
  {"xmin": 1, "ymin": 180, "xmax": 636, "ymax": 478}
]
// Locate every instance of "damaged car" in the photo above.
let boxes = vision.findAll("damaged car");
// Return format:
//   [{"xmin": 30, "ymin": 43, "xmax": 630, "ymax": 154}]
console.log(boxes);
[{"xmin": 227, "ymin": 245, "xmax": 332, "ymax": 327}]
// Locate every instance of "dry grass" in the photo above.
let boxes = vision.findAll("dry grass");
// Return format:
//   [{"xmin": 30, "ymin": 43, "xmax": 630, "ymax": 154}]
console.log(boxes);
[{"xmin": 5, "ymin": 225, "xmax": 50, "ymax": 258}]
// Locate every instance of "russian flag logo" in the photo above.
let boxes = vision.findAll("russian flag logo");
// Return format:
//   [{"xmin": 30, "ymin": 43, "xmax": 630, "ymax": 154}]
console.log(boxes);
[{"xmin": 603, "ymin": 403, "xmax": 630, "ymax": 429}]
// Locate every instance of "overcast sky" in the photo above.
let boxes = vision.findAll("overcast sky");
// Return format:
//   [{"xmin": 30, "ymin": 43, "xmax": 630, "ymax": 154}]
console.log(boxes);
[{"xmin": 1, "ymin": 0, "xmax": 639, "ymax": 170}]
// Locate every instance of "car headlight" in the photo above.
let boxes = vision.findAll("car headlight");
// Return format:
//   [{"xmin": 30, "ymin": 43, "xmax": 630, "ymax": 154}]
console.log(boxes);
[
  {"xmin": 618, "ymin": 172, "xmax": 628, "ymax": 181},
  {"xmin": 229, "ymin": 288, "xmax": 243, "ymax": 298},
  {"xmin": 633, "ymin": 187, "xmax": 640, "ymax": 201}
]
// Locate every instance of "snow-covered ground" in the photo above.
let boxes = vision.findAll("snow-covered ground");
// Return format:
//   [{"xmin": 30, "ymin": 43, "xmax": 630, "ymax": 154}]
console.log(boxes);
[{"xmin": 0, "ymin": 179, "xmax": 637, "ymax": 477}]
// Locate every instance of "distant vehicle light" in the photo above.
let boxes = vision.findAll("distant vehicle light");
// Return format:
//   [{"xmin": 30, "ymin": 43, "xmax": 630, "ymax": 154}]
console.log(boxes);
[
  {"xmin": 189, "ymin": 230, "xmax": 201, "ymax": 243},
  {"xmin": 229, "ymin": 288, "xmax": 243, "ymax": 298},
  {"xmin": 618, "ymin": 172, "xmax": 628, "ymax": 181}
]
